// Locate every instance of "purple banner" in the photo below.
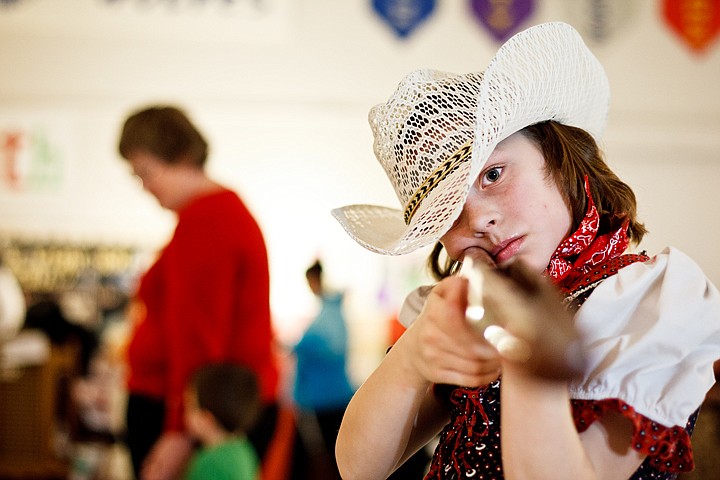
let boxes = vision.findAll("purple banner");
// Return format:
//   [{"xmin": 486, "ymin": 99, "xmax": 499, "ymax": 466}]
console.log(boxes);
[
  {"xmin": 469, "ymin": 0, "xmax": 535, "ymax": 43},
  {"xmin": 372, "ymin": 0, "xmax": 436, "ymax": 39}
]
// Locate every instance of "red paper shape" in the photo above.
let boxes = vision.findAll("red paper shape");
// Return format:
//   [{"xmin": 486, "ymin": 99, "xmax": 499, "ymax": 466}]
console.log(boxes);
[{"xmin": 663, "ymin": 0, "xmax": 720, "ymax": 53}]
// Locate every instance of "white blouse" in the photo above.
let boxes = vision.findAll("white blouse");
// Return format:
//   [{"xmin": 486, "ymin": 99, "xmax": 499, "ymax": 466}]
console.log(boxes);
[
  {"xmin": 398, "ymin": 246, "xmax": 720, "ymax": 428},
  {"xmin": 569, "ymin": 247, "xmax": 720, "ymax": 427}
]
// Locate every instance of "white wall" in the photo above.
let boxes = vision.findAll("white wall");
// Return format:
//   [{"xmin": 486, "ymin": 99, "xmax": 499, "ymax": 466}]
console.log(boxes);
[{"xmin": 1, "ymin": 0, "xmax": 718, "ymax": 381}]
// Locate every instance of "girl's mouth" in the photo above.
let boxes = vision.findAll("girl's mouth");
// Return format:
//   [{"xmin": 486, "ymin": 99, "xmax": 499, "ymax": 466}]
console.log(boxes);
[{"xmin": 492, "ymin": 236, "xmax": 524, "ymax": 265}]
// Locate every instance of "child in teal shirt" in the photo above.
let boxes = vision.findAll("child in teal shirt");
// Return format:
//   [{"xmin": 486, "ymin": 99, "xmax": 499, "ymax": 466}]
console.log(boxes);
[{"xmin": 183, "ymin": 363, "xmax": 261, "ymax": 480}]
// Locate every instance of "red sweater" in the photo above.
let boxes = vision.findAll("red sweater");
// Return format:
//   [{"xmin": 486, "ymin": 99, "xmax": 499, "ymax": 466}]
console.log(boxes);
[{"xmin": 127, "ymin": 189, "xmax": 279, "ymax": 431}]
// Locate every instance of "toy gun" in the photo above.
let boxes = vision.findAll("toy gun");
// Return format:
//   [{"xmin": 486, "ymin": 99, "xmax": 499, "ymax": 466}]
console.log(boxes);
[{"xmin": 460, "ymin": 257, "xmax": 587, "ymax": 380}]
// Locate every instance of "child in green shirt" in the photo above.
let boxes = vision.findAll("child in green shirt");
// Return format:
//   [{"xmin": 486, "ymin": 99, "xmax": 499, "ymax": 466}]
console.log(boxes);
[{"xmin": 183, "ymin": 363, "xmax": 261, "ymax": 480}]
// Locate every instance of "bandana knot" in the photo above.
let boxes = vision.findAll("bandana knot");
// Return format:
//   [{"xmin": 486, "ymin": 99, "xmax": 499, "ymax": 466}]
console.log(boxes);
[{"xmin": 546, "ymin": 177, "xmax": 630, "ymax": 285}]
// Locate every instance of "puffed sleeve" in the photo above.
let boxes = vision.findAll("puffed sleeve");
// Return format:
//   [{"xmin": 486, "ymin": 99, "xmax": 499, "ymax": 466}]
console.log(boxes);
[{"xmin": 569, "ymin": 246, "xmax": 720, "ymax": 428}]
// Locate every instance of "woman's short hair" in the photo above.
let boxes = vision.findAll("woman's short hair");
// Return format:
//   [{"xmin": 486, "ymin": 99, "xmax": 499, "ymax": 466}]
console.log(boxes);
[{"xmin": 118, "ymin": 105, "xmax": 208, "ymax": 167}]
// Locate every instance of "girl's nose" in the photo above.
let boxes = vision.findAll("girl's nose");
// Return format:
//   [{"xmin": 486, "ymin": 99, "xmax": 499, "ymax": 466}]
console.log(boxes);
[{"xmin": 460, "ymin": 191, "xmax": 498, "ymax": 237}]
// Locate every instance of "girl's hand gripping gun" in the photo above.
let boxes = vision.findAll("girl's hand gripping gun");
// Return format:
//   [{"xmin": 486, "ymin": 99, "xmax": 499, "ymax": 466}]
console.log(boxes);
[{"xmin": 460, "ymin": 257, "xmax": 587, "ymax": 380}]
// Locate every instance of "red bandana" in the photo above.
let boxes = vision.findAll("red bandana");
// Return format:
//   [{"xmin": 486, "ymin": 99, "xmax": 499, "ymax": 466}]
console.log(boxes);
[{"xmin": 545, "ymin": 177, "xmax": 630, "ymax": 285}]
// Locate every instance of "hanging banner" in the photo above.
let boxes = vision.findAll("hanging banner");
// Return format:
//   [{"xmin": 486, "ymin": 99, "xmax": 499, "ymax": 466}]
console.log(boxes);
[
  {"xmin": 0, "ymin": 0, "xmax": 293, "ymax": 47},
  {"xmin": 372, "ymin": 0, "xmax": 436, "ymax": 39},
  {"xmin": 566, "ymin": 0, "xmax": 638, "ymax": 44},
  {"xmin": 663, "ymin": 0, "xmax": 720, "ymax": 54},
  {"xmin": 0, "ymin": 118, "xmax": 69, "ymax": 193},
  {"xmin": 469, "ymin": 0, "xmax": 535, "ymax": 43}
]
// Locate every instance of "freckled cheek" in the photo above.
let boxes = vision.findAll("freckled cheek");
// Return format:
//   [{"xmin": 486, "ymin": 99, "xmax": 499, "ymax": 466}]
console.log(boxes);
[
  {"xmin": 542, "ymin": 200, "xmax": 573, "ymax": 237},
  {"xmin": 501, "ymin": 198, "xmax": 524, "ymax": 222},
  {"xmin": 439, "ymin": 231, "xmax": 460, "ymax": 259},
  {"xmin": 440, "ymin": 217, "xmax": 473, "ymax": 261}
]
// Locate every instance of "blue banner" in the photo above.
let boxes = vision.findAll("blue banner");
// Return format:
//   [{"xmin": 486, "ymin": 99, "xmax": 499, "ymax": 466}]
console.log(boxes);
[{"xmin": 372, "ymin": 0, "xmax": 436, "ymax": 39}]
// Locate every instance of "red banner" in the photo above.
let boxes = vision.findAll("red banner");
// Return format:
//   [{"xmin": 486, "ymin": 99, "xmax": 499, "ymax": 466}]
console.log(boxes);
[{"xmin": 663, "ymin": 0, "xmax": 720, "ymax": 54}]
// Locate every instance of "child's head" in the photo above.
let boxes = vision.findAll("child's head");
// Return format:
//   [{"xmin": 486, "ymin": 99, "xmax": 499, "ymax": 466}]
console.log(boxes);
[
  {"xmin": 425, "ymin": 121, "xmax": 647, "ymax": 278},
  {"xmin": 332, "ymin": 22, "xmax": 625, "ymax": 265},
  {"xmin": 305, "ymin": 260, "xmax": 323, "ymax": 296},
  {"xmin": 184, "ymin": 363, "xmax": 261, "ymax": 442}
]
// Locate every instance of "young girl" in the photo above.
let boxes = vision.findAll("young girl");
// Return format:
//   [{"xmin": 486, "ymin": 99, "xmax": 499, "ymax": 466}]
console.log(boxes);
[{"xmin": 332, "ymin": 23, "xmax": 720, "ymax": 479}]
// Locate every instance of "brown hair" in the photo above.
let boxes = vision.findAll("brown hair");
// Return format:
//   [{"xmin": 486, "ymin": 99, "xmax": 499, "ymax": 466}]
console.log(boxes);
[
  {"xmin": 305, "ymin": 259, "xmax": 323, "ymax": 281},
  {"xmin": 189, "ymin": 363, "xmax": 261, "ymax": 435},
  {"xmin": 118, "ymin": 105, "xmax": 208, "ymax": 167},
  {"xmin": 428, "ymin": 121, "xmax": 646, "ymax": 280}
]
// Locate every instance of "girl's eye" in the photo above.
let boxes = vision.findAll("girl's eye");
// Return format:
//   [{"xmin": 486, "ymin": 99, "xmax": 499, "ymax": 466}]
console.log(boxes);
[{"xmin": 480, "ymin": 166, "xmax": 503, "ymax": 187}]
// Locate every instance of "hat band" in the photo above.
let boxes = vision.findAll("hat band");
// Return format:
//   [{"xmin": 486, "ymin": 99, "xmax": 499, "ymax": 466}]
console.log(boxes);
[{"xmin": 403, "ymin": 140, "xmax": 473, "ymax": 225}]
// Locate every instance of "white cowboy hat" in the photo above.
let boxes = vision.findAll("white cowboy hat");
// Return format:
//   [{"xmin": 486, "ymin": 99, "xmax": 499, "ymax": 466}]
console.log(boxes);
[{"xmin": 332, "ymin": 22, "xmax": 610, "ymax": 256}]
